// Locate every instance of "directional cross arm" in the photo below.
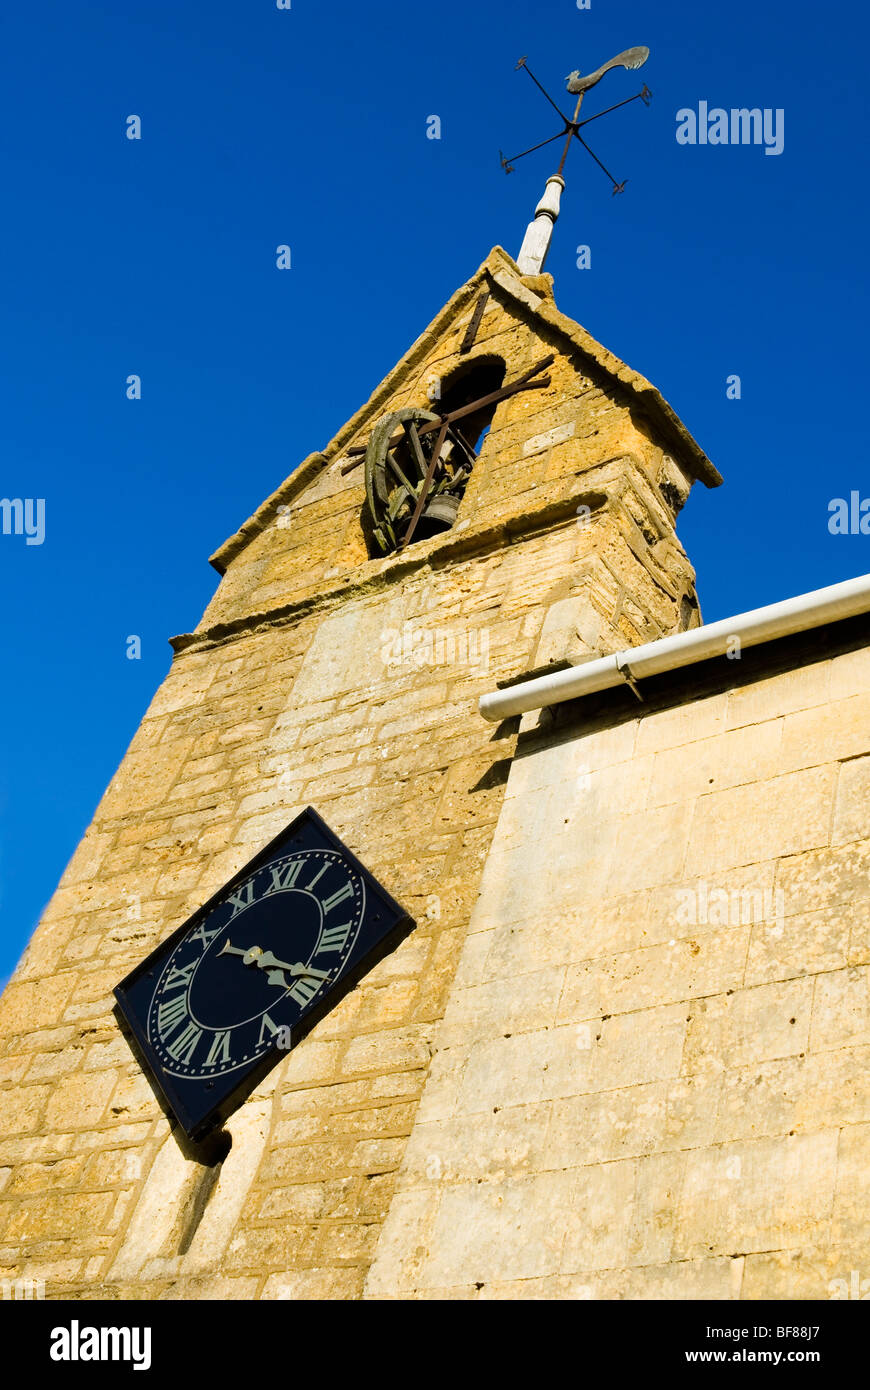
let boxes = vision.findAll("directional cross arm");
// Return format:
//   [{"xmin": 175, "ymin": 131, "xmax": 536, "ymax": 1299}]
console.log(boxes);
[
  {"xmin": 500, "ymin": 53, "xmax": 652, "ymax": 198},
  {"xmin": 501, "ymin": 128, "xmax": 571, "ymax": 174},
  {"xmin": 577, "ymin": 86, "xmax": 653, "ymax": 129},
  {"xmin": 515, "ymin": 56, "xmax": 572, "ymax": 124}
]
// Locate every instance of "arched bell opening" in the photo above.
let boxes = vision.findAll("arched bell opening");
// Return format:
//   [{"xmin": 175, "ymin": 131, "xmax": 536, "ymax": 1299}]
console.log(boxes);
[
  {"xmin": 435, "ymin": 355, "xmax": 507, "ymax": 455},
  {"xmin": 362, "ymin": 355, "xmax": 507, "ymax": 557}
]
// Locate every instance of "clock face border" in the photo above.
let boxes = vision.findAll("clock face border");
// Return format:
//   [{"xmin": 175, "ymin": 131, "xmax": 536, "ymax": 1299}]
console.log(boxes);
[{"xmin": 113, "ymin": 806, "xmax": 414, "ymax": 1140}]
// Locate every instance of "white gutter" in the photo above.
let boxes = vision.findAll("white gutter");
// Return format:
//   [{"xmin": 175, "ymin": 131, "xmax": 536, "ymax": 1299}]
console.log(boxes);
[{"xmin": 479, "ymin": 573, "xmax": 870, "ymax": 723}]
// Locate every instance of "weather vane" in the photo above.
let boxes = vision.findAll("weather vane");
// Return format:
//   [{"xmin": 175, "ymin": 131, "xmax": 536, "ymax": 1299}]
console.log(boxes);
[{"xmin": 501, "ymin": 46, "xmax": 652, "ymax": 275}]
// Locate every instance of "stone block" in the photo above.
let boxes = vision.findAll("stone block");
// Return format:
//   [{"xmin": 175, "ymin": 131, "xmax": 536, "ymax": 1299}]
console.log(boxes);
[
  {"xmin": 402, "ymin": 1103, "xmax": 551, "ymax": 1185},
  {"xmin": 744, "ymin": 901, "xmax": 854, "ymax": 987},
  {"xmin": 830, "ymin": 644, "xmax": 870, "ymax": 699},
  {"xmin": 625, "ymin": 1150, "xmax": 686, "ymax": 1267},
  {"xmin": 419, "ymin": 1170, "xmax": 573, "ymax": 1289},
  {"xmin": 556, "ymin": 927, "xmax": 749, "ymax": 1022},
  {"xmin": 831, "ymin": 1120, "xmax": 870, "ymax": 1246},
  {"xmin": 682, "ymin": 979, "xmax": 812, "ymax": 1073},
  {"xmin": 81, "ymin": 1148, "xmax": 145, "ymax": 1188},
  {"xmin": 684, "ymin": 766, "xmax": 837, "ymax": 877},
  {"xmin": 0, "ymin": 976, "xmax": 77, "ymax": 1038},
  {"xmin": 713, "ymin": 1054, "xmax": 839, "ymax": 1144},
  {"xmin": 810, "ymin": 967, "xmax": 869, "ymax": 1052},
  {"xmin": 351, "ymin": 1138, "xmax": 406, "ymax": 1175},
  {"xmin": 779, "ymin": 693, "xmax": 870, "ymax": 773},
  {"xmin": 8, "ymin": 1158, "xmax": 83, "ymax": 1195},
  {"xmin": 635, "ymin": 693, "xmax": 727, "ymax": 756},
  {"xmin": 438, "ymin": 967, "xmax": 563, "ymax": 1050},
  {"xmin": 725, "ymin": 662, "xmax": 831, "ymax": 730},
  {"xmin": 560, "ymin": 1160, "xmax": 637, "ymax": 1273},
  {"xmin": 315, "ymin": 1223, "xmax": 380, "ymax": 1266},
  {"xmin": 673, "ymin": 1131, "xmax": 838, "ymax": 1259},
  {"xmin": 742, "ymin": 1244, "xmax": 865, "ymax": 1300},
  {"xmin": 363, "ymin": 1185, "xmax": 440, "ymax": 1297},
  {"xmin": 542, "ymin": 1006, "xmax": 687, "ymax": 1099},
  {"xmin": 832, "ymin": 755, "xmax": 870, "ymax": 846},
  {"xmin": 341, "ymin": 1027, "xmax": 430, "ymax": 1078},
  {"xmin": 262, "ymin": 1267, "xmax": 364, "ymax": 1300},
  {"xmin": 546, "ymin": 1085, "xmax": 665, "ymax": 1168},
  {"xmin": 5, "ymin": 1191, "xmax": 114, "ymax": 1246},
  {"xmin": 0, "ymin": 1086, "xmax": 50, "ymax": 1138},
  {"xmin": 607, "ymin": 800, "xmax": 695, "ymax": 895},
  {"xmin": 647, "ymin": 719, "xmax": 784, "ymax": 809},
  {"xmin": 594, "ymin": 1256, "xmax": 742, "ymax": 1300}
]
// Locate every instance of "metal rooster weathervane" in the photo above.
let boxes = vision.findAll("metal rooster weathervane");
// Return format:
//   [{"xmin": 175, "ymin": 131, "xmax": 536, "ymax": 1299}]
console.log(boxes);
[{"xmin": 502, "ymin": 46, "xmax": 652, "ymax": 275}]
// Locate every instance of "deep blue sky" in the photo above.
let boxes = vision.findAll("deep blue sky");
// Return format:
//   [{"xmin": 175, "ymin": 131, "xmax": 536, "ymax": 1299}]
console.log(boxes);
[{"xmin": 1, "ymin": 0, "xmax": 868, "ymax": 984}]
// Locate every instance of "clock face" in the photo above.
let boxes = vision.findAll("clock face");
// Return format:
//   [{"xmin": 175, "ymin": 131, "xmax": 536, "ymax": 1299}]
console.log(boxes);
[
  {"xmin": 114, "ymin": 808, "xmax": 412, "ymax": 1138},
  {"xmin": 147, "ymin": 848, "xmax": 365, "ymax": 1082}
]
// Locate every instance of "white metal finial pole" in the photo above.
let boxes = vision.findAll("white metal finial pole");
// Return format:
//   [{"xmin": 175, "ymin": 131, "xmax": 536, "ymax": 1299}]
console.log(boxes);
[{"xmin": 516, "ymin": 174, "xmax": 566, "ymax": 274}]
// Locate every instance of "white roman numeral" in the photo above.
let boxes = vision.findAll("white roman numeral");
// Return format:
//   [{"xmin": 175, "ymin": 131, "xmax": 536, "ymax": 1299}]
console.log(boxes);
[
  {"xmin": 322, "ymin": 883, "xmax": 354, "ymax": 915},
  {"xmin": 258, "ymin": 1013, "xmax": 280, "ymax": 1047},
  {"xmin": 163, "ymin": 961, "xmax": 196, "ymax": 993},
  {"xmin": 288, "ymin": 976, "xmax": 320, "ymax": 1007},
  {"xmin": 267, "ymin": 860, "xmax": 303, "ymax": 893},
  {"xmin": 307, "ymin": 863, "xmax": 328, "ymax": 892},
  {"xmin": 166, "ymin": 1022, "xmax": 202, "ymax": 1065},
  {"xmin": 190, "ymin": 922, "xmax": 220, "ymax": 952},
  {"xmin": 318, "ymin": 921, "xmax": 351, "ymax": 953},
  {"xmin": 204, "ymin": 1031, "xmax": 232, "ymax": 1066},
  {"xmin": 227, "ymin": 881, "xmax": 257, "ymax": 919},
  {"xmin": 157, "ymin": 994, "xmax": 188, "ymax": 1039}
]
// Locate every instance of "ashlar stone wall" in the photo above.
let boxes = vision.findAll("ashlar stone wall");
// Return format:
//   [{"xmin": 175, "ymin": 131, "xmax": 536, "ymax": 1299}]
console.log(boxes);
[{"xmin": 366, "ymin": 634, "xmax": 870, "ymax": 1299}]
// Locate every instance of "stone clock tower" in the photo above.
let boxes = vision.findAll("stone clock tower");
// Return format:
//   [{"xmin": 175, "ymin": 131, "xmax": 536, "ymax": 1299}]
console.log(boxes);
[
  {"xmin": 0, "ymin": 242, "xmax": 723, "ymax": 1298},
  {"xmin": 6, "ymin": 214, "xmax": 869, "ymax": 1300},
  {"xmin": 6, "ymin": 20, "xmax": 868, "ymax": 1289}
]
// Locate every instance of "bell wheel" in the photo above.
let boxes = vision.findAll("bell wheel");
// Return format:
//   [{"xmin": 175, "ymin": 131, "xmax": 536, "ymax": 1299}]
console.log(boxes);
[{"xmin": 364, "ymin": 407, "xmax": 476, "ymax": 555}]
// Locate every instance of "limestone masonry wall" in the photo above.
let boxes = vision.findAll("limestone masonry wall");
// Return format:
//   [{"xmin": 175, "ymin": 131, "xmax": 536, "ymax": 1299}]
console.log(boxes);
[{"xmin": 367, "ymin": 640, "xmax": 870, "ymax": 1298}]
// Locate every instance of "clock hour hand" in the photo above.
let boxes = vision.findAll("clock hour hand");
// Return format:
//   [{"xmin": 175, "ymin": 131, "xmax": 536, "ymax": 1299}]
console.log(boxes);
[
  {"xmin": 255, "ymin": 950, "xmax": 329, "ymax": 983},
  {"xmin": 218, "ymin": 940, "xmax": 328, "ymax": 986}
]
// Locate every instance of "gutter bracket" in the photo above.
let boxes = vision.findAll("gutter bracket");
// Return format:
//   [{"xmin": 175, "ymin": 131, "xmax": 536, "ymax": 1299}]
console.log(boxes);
[{"xmin": 615, "ymin": 653, "xmax": 645, "ymax": 701}]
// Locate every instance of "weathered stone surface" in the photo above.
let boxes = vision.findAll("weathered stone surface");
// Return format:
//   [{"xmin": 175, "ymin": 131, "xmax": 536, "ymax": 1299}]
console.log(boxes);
[
  {"xmin": 672, "ymin": 1131, "xmax": 838, "ymax": 1260},
  {"xmin": 832, "ymin": 754, "xmax": 870, "ymax": 846},
  {"xmin": 366, "ymin": 634, "xmax": 870, "ymax": 1300},
  {"xmin": 685, "ymin": 765, "xmax": 837, "ymax": 877},
  {"xmin": 810, "ymin": 967, "xmax": 870, "ymax": 1052},
  {"xmin": 778, "ymin": 693, "xmax": 870, "ymax": 773},
  {"xmin": 725, "ymin": 661, "xmax": 831, "ymax": 730}
]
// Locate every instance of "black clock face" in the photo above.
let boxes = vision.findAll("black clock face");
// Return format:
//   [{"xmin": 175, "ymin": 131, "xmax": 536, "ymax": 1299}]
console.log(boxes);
[
  {"xmin": 147, "ymin": 848, "xmax": 365, "ymax": 1081},
  {"xmin": 114, "ymin": 808, "xmax": 412, "ymax": 1138}
]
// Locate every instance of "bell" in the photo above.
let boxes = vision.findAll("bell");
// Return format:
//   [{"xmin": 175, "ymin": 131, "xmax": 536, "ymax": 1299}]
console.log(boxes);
[{"xmin": 420, "ymin": 493, "xmax": 461, "ymax": 532}]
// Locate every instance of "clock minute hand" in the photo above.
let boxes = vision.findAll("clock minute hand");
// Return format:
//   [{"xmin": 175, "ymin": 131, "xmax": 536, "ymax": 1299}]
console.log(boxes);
[
  {"xmin": 218, "ymin": 939, "xmax": 253, "ymax": 961},
  {"xmin": 218, "ymin": 939, "xmax": 277, "ymax": 968}
]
